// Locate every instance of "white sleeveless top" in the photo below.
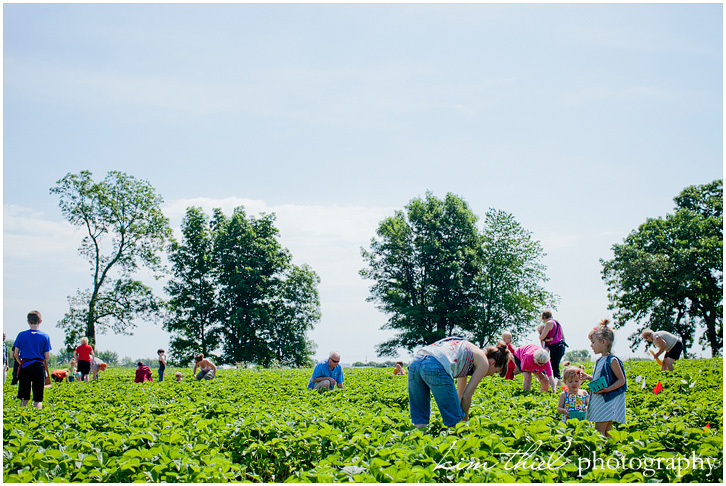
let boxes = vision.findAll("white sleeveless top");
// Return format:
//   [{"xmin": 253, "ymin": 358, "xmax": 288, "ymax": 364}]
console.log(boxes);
[{"xmin": 417, "ymin": 337, "xmax": 475, "ymax": 379}]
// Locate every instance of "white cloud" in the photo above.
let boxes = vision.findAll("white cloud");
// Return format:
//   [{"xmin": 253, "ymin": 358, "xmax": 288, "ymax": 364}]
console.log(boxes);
[
  {"xmin": 3, "ymin": 204, "xmax": 85, "ymax": 265},
  {"xmin": 163, "ymin": 197, "xmax": 397, "ymax": 276}
]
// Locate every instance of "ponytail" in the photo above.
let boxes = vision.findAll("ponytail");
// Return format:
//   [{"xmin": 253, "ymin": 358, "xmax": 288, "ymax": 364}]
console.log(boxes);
[{"xmin": 485, "ymin": 341, "xmax": 512, "ymax": 377}]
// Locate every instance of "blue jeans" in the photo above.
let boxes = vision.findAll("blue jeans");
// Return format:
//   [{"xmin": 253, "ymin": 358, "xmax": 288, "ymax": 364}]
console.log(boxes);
[
  {"xmin": 408, "ymin": 355, "xmax": 465, "ymax": 427},
  {"xmin": 159, "ymin": 368, "xmax": 164, "ymax": 382}
]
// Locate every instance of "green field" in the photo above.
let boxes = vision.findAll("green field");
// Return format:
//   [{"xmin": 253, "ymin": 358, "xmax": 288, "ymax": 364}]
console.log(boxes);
[{"xmin": 3, "ymin": 358, "xmax": 722, "ymax": 482}]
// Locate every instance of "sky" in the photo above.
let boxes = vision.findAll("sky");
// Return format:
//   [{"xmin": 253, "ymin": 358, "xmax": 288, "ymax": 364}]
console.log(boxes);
[{"xmin": 3, "ymin": 3, "xmax": 723, "ymax": 365}]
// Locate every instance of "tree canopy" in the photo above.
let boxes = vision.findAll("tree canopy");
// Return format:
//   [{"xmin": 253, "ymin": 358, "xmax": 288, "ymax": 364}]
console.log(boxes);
[
  {"xmin": 601, "ymin": 179, "xmax": 723, "ymax": 357},
  {"xmin": 164, "ymin": 206, "xmax": 320, "ymax": 367},
  {"xmin": 361, "ymin": 192, "xmax": 555, "ymax": 356},
  {"xmin": 464, "ymin": 209, "xmax": 557, "ymax": 347},
  {"xmin": 51, "ymin": 171, "xmax": 172, "ymax": 350}
]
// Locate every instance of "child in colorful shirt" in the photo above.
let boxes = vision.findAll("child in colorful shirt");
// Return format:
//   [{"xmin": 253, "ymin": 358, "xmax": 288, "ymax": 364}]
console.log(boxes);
[{"xmin": 557, "ymin": 366, "xmax": 589, "ymax": 422}]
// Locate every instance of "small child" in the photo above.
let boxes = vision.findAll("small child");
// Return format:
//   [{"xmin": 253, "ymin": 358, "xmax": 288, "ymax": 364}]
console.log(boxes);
[
  {"xmin": 68, "ymin": 358, "xmax": 77, "ymax": 382},
  {"xmin": 502, "ymin": 331, "xmax": 517, "ymax": 380},
  {"xmin": 583, "ymin": 319, "xmax": 627, "ymax": 437},
  {"xmin": 393, "ymin": 361, "xmax": 406, "ymax": 375},
  {"xmin": 557, "ymin": 366, "xmax": 589, "ymax": 422},
  {"xmin": 174, "ymin": 372, "xmax": 183, "ymax": 381}
]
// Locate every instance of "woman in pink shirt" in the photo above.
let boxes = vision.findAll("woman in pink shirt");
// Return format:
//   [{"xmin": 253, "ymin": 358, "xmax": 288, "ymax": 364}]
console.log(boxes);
[{"xmin": 512, "ymin": 344, "xmax": 557, "ymax": 392}]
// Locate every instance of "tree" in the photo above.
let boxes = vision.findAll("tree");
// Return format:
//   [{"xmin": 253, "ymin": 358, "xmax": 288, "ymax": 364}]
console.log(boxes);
[
  {"xmin": 602, "ymin": 180, "xmax": 723, "ymax": 357},
  {"xmin": 360, "ymin": 192, "xmax": 484, "ymax": 357},
  {"xmin": 51, "ymin": 171, "xmax": 172, "ymax": 350},
  {"xmin": 212, "ymin": 207, "xmax": 320, "ymax": 367},
  {"xmin": 564, "ymin": 349, "xmax": 591, "ymax": 362},
  {"xmin": 463, "ymin": 209, "xmax": 557, "ymax": 347},
  {"xmin": 164, "ymin": 207, "xmax": 221, "ymax": 365},
  {"xmin": 96, "ymin": 350, "xmax": 119, "ymax": 365}
]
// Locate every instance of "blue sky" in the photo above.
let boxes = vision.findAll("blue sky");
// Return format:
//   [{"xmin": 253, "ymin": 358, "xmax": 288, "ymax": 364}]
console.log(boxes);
[{"xmin": 3, "ymin": 3, "xmax": 723, "ymax": 364}]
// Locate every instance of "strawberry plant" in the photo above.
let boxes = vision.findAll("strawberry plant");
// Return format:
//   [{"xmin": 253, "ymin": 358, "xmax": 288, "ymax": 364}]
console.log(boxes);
[{"xmin": 4, "ymin": 359, "xmax": 722, "ymax": 482}]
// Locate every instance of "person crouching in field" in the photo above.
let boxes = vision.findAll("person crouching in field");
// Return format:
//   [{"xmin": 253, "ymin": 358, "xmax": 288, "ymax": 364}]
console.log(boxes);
[
  {"xmin": 14, "ymin": 311, "xmax": 52, "ymax": 409},
  {"xmin": 51, "ymin": 368, "xmax": 69, "ymax": 383},
  {"xmin": 92, "ymin": 357, "xmax": 107, "ymax": 381},
  {"xmin": 408, "ymin": 337, "xmax": 510, "ymax": 429},
  {"xmin": 511, "ymin": 344, "xmax": 557, "ymax": 392},
  {"xmin": 393, "ymin": 361, "xmax": 406, "ymax": 375},
  {"xmin": 308, "ymin": 351, "xmax": 344, "ymax": 391},
  {"xmin": 641, "ymin": 329, "xmax": 683, "ymax": 372},
  {"xmin": 583, "ymin": 319, "xmax": 627, "ymax": 437},
  {"xmin": 135, "ymin": 361, "xmax": 153, "ymax": 383},
  {"xmin": 557, "ymin": 366, "xmax": 589, "ymax": 422},
  {"xmin": 192, "ymin": 354, "xmax": 217, "ymax": 381},
  {"xmin": 175, "ymin": 372, "xmax": 183, "ymax": 381}
]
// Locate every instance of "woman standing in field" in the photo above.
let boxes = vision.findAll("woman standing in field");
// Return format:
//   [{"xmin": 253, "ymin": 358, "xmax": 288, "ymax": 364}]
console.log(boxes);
[
  {"xmin": 641, "ymin": 329, "xmax": 683, "ymax": 372},
  {"xmin": 74, "ymin": 337, "xmax": 94, "ymax": 382},
  {"xmin": 538, "ymin": 311, "xmax": 567, "ymax": 386},
  {"xmin": 408, "ymin": 336, "xmax": 510, "ymax": 429},
  {"xmin": 583, "ymin": 319, "xmax": 627, "ymax": 437},
  {"xmin": 192, "ymin": 354, "xmax": 217, "ymax": 381},
  {"xmin": 511, "ymin": 344, "xmax": 558, "ymax": 392}
]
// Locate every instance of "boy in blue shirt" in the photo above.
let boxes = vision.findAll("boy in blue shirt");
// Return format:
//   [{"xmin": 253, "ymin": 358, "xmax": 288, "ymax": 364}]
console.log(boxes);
[
  {"xmin": 308, "ymin": 351, "xmax": 344, "ymax": 391},
  {"xmin": 13, "ymin": 311, "xmax": 52, "ymax": 409}
]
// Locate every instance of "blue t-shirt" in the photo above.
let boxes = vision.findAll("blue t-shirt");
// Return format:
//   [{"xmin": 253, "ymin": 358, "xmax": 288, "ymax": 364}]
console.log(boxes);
[
  {"xmin": 14, "ymin": 329, "xmax": 52, "ymax": 368},
  {"xmin": 308, "ymin": 360, "xmax": 344, "ymax": 389}
]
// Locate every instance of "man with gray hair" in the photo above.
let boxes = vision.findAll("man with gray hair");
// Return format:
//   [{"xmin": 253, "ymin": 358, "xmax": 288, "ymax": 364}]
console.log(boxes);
[{"xmin": 308, "ymin": 351, "xmax": 344, "ymax": 391}]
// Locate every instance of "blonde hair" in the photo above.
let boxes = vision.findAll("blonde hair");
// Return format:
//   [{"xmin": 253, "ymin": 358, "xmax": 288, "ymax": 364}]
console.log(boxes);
[
  {"xmin": 562, "ymin": 365, "xmax": 584, "ymax": 384},
  {"xmin": 80, "ymin": 337, "xmax": 89, "ymax": 345},
  {"xmin": 502, "ymin": 331, "xmax": 512, "ymax": 340},
  {"xmin": 533, "ymin": 347, "xmax": 550, "ymax": 365},
  {"xmin": 589, "ymin": 319, "xmax": 615, "ymax": 352}
]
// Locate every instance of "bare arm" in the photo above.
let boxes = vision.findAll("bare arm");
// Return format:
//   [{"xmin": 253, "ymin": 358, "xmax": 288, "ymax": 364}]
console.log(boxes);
[
  {"xmin": 539, "ymin": 322, "xmax": 554, "ymax": 343},
  {"xmin": 557, "ymin": 391, "xmax": 568, "ymax": 416},
  {"xmin": 456, "ymin": 376, "xmax": 468, "ymax": 399},
  {"xmin": 459, "ymin": 349, "xmax": 488, "ymax": 420},
  {"xmin": 653, "ymin": 337, "xmax": 668, "ymax": 358}
]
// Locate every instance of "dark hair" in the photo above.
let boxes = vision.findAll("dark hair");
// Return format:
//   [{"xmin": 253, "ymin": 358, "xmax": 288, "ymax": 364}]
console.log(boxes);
[
  {"xmin": 541, "ymin": 310, "xmax": 553, "ymax": 320},
  {"xmin": 396, "ymin": 361, "xmax": 403, "ymax": 366},
  {"xmin": 158, "ymin": 349, "xmax": 165, "ymax": 354},
  {"xmin": 27, "ymin": 310, "xmax": 42, "ymax": 325},
  {"xmin": 137, "ymin": 361, "xmax": 145, "ymax": 367},
  {"xmin": 195, "ymin": 354, "xmax": 204, "ymax": 362},
  {"xmin": 485, "ymin": 341, "xmax": 513, "ymax": 377}
]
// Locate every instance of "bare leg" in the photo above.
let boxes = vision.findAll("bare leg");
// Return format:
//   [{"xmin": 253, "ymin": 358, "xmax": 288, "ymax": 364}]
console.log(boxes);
[
  {"xmin": 663, "ymin": 357, "xmax": 675, "ymax": 372},
  {"xmin": 595, "ymin": 421, "xmax": 613, "ymax": 437}
]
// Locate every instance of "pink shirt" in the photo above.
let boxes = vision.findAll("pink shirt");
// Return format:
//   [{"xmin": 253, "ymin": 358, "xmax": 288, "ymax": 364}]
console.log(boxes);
[{"xmin": 514, "ymin": 344, "xmax": 553, "ymax": 377}]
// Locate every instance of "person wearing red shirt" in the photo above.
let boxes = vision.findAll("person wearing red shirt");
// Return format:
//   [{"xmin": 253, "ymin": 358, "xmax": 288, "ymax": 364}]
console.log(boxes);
[
  {"xmin": 134, "ymin": 361, "xmax": 153, "ymax": 383},
  {"xmin": 74, "ymin": 337, "xmax": 94, "ymax": 382}
]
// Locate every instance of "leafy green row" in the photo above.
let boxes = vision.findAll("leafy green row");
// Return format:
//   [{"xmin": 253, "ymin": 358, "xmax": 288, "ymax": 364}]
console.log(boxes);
[{"xmin": 3, "ymin": 359, "xmax": 722, "ymax": 482}]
